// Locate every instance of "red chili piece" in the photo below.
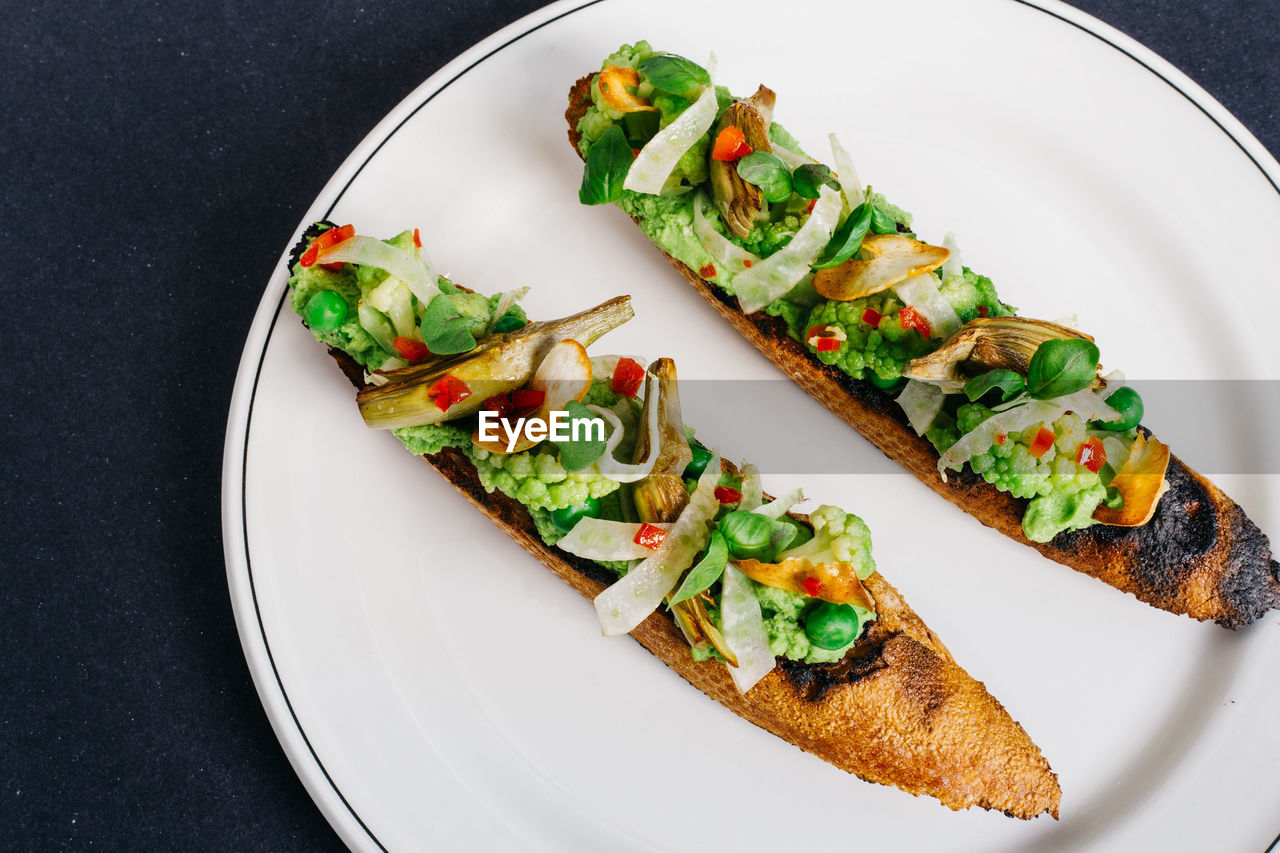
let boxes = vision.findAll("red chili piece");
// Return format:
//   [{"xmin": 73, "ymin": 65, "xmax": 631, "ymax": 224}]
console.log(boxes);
[
  {"xmin": 392, "ymin": 336, "xmax": 431, "ymax": 364},
  {"xmin": 711, "ymin": 126, "xmax": 753, "ymax": 161},
  {"xmin": 802, "ymin": 577, "xmax": 822, "ymax": 597},
  {"xmin": 995, "ymin": 433, "xmax": 1007, "ymax": 445},
  {"xmin": 815, "ymin": 337, "xmax": 841, "ymax": 352},
  {"xmin": 714, "ymin": 486, "xmax": 742, "ymax": 504},
  {"xmin": 1076, "ymin": 436, "xmax": 1107, "ymax": 473},
  {"xmin": 699, "ymin": 263, "xmax": 717, "ymax": 279},
  {"xmin": 1028, "ymin": 427, "xmax": 1056, "ymax": 459},
  {"xmin": 510, "ymin": 388, "xmax": 545, "ymax": 413},
  {"xmin": 427, "ymin": 375, "xmax": 471, "ymax": 412},
  {"xmin": 805, "ymin": 198, "xmax": 817, "ymax": 214},
  {"xmin": 611, "ymin": 357, "xmax": 646, "ymax": 398},
  {"xmin": 899, "ymin": 305, "xmax": 932, "ymax": 339},
  {"xmin": 633, "ymin": 523, "xmax": 667, "ymax": 550},
  {"xmin": 862, "ymin": 307, "xmax": 883, "ymax": 328},
  {"xmin": 480, "ymin": 393, "xmax": 513, "ymax": 420},
  {"xmin": 300, "ymin": 223, "xmax": 355, "ymax": 271},
  {"xmin": 412, "ymin": 227, "xmax": 422, "ymax": 248},
  {"xmin": 742, "ymin": 259, "xmax": 753, "ymax": 268}
]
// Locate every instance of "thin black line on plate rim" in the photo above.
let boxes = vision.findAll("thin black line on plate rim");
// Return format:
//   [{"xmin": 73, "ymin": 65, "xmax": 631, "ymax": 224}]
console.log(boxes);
[{"xmin": 236, "ymin": 1, "xmax": 1280, "ymax": 849}]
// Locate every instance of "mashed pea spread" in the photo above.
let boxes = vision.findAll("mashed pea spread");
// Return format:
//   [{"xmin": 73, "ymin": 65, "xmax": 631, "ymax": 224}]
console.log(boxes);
[
  {"xmin": 287, "ymin": 224, "xmax": 880, "ymax": 683},
  {"xmin": 576, "ymin": 41, "xmax": 1149, "ymax": 543}
]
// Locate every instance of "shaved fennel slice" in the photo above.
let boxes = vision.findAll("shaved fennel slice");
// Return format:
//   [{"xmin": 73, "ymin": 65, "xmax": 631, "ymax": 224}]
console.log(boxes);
[
  {"xmin": 897, "ymin": 380, "xmax": 946, "ymax": 436},
  {"xmin": 366, "ymin": 277, "xmax": 416, "ymax": 337},
  {"xmin": 938, "ymin": 400, "xmax": 1062, "ymax": 477},
  {"xmin": 769, "ymin": 143, "xmax": 814, "ymax": 171},
  {"xmin": 587, "ymin": 401, "xmax": 659, "ymax": 483},
  {"xmin": 623, "ymin": 68, "xmax": 719, "ymax": 195},
  {"xmin": 1101, "ymin": 435, "xmax": 1132, "ymax": 470},
  {"xmin": 317, "ymin": 235, "xmax": 441, "ymax": 306},
  {"xmin": 557, "ymin": 518, "xmax": 674, "ymax": 561},
  {"xmin": 487, "ymin": 286, "xmax": 529, "ymax": 334},
  {"xmin": 693, "ymin": 191, "xmax": 760, "ymax": 273},
  {"xmin": 593, "ymin": 454, "xmax": 723, "ymax": 636},
  {"xmin": 739, "ymin": 464, "xmax": 763, "ymax": 511},
  {"xmin": 893, "ymin": 272, "xmax": 960, "ymax": 340},
  {"xmin": 940, "ymin": 232, "xmax": 964, "ymax": 281},
  {"xmin": 828, "ymin": 133, "xmax": 863, "ymax": 211},
  {"xmin": 753, "ymin": 489, "xmax": 803, "ymax": 520},
  {"xmin": 720, "ymin": 565, "xmax": 775, "ymax": 692},
  {"xmin": 735, "ymin": 186, "xmax": 842, "ymax": 314}
]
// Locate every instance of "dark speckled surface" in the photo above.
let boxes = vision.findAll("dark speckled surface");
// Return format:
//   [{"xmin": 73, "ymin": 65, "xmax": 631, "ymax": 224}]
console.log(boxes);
[{"xmin": 3, "ymin": 1, "xmax": 1277, "ymax": 849}]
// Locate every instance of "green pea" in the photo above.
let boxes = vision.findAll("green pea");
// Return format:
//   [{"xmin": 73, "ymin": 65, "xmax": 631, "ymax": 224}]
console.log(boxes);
[
  {"xmin": 717, "ymin": 510, "xmax": 777, "ymax": 561},
  {"xmin": 864, "ymin": 370, "xmax": 905, "ymax": 392},
  {"xmin": 683, "ymin": 443, "xmax": 713, "ymax": 479},
  {"xmin": 549, "ymin": 496, "xmax": 601, "ymax": 532},
  {"xmin": 304, "ymin": 290, "xmax": 348, "ymax": 332},
  {"xmin": 804, "ymin": 602, "xmax": 859, "ymax": 650},
  {"xmin": 1091, "ymin": 386, "xmax": 1143, "ymax": 431}
]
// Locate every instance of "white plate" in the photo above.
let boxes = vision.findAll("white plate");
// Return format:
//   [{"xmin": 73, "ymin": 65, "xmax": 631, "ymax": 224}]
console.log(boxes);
[{"xmin": 222, "ymin": 1, "xmax": 1280, "ymax": 850}]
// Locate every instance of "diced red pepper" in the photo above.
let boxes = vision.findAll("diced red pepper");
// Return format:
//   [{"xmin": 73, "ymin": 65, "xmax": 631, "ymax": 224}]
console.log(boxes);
[
  {"xmin": 510, "ymin": 388, "xmax": 546, "ymax": 413},
  {"xmin": 392, "ymin": 336, "xmax": 432, "ymax": 364},
  {"xmin": 742, "ymin": 259, "xmax": 753, "ymax": 268},
  {"xmin": 802, "ymin": 577, "xmax": 822, "ymax": 597},
  {"xmin": 977, "ymin": 305, "xmax": 990, "ymax": 318},
  {"xmin": 611, "ymin": 357, "xmax": 646, "ymax": 398},
  {"xmin": 711, "ymin": 125, "xmax": 753, "ymax": 161},
  {"xmin": 815, "ymin": 337, "xmax": 841, "ymax": 352},
  {"xmin": 633, "ymin": 523, "xmax": 667, "ymax": 550},
  {"xmin": 1076, "ymin": 436, "xmax": 1107, "ymax": 473},
  {"xmin": 714, "ymin": 486, "xmax": 742, "ymax": 504},
  {"xmin": 480, "ymin": 393, "xmax": 513, "ymax": 420},
  {"xmin": 699, "ymin": 263, "xmax": 717, "ymax": 279},
  {"xmin": 899, "ymin": 305, "xmax": 932, "ymax": 339},
  {"xmin": 300, "ymin": 223, "xmax": 355, "ymax": 270},
  {"xmin": 861, "ymin": 307, "xmax": 883, "ymax": 328},
  {"xmin": 412, "ymin": 227, "xmax": 422, "ymax": 248},
  {"xmin": 632, "ymin": 148, "xmax": 641, "ymax": 157},
  {"xmin": 995, "ymin": 433, "xmax": 1007, "ymax": 445},
  {"xmin": 1029, "ymin": 427, "xmax": 1056, "ymax": 458},
  {"xmin": 426, "ymin": 375, "xmax": 471, "ymax": 412},
  {"xmin": 805, "ymin": 198, "xmax": 816, "ymax": 214}
]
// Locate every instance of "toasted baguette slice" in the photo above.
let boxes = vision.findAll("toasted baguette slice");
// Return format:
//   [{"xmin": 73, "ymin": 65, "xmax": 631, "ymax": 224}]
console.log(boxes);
[
  {"xmin": 566, "ymin": 75, "xmax": 1280, "ymax": 628},
  {"xmin": 325, "ymin": 344, "xmax": 1060, "ymax": 818}
]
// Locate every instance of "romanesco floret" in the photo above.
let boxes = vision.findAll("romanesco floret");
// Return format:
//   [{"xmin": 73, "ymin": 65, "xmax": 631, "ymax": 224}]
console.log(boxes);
[
  {"xmin": 393, "ymin": 423, "xmax": 472, "ymax": 457},
  {"xmin": 937, "ymin": 267, "xmax": 1013, "ymax": 323},
  {"xmin": 471, "ymin": 445, "xmax": 621, "ymax": 512},
  {"xmin": 803, "ymin": 297, "xmax": 933, "ymax": 382},
  {"xmin": 777, "ymin": 504, "xmax": 876, "ymax": 579}
]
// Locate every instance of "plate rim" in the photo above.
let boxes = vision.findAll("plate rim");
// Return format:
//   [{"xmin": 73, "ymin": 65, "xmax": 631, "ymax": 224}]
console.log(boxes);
[{"xmin": 220, "ymin": 1, "xmax": 1280, "ymax": 850}]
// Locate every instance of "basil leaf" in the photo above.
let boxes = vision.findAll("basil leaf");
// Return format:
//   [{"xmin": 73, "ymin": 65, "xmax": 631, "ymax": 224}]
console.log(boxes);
[
  {"xmin": 1026, "ymin": 338, "xmax": 1100, "ymax": 399},
  {"xmin": 637, "ymin": 54, "xmax": 710, "ymax": 96},
  {"xmin": 552, "ymin": 400, "xmax": 607, "ymax": 471},
  {"xmin": 812, "ymin": 202, "xmax": 873, "ymax": 270},
  {"xmin": 667, "ymin": 531, "xmax": 729, "ymax": 608},
  {"xmin": 736, "ymin": 152, "xmax": 793, "ymax": 203},
  {"xmin": 963, "ymin": 369, "xmax": 1026, "ymax": 403},
  {"xmin": 578, "ymin": 124, "xmax": 633, "ymax": 206},
  {"xmin": 870, "ymin": 204, "xmax": 899, "ymax": 234},
  {"xmin": 418, "ymin": 294, "xmax": 477, "ymax": 355},
  {"xmin": 791, "ymin": 163, "xmax": 841, "ymax": 200}
]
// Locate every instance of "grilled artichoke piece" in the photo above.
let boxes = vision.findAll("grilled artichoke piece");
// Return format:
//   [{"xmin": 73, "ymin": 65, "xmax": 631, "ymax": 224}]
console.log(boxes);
[
  {"xmin": 812, "ymin": 233, "xmax": 950, "ymax": 302},
  {"xmin": 471, "ymin": 339, "xmax": 594, "ymax": 455},
  {"xmin": 356, "ymin": 295, "xmax": 633, "ymax": 429},
  {"xmin": 903, "ymin": 316, "xmax": 1093, "ymax": 387},
  {"xmin": 630, "ymin": 358, "xmax": 694, "ymax": 524},
  {"xmin": 709, "ymin": 85, "xmax": 776, "ymax": 239}
]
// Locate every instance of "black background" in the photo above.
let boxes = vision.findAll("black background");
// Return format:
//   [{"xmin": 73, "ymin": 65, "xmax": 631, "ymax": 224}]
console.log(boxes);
[{"xmin": 4, "ymin": 1, "xmax": 1277, "ymax": 849}]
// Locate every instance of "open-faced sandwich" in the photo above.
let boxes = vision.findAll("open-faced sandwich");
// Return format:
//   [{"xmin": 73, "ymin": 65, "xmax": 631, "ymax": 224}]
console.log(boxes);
[
  {"xmin": 565, "ymin": 42, "xmax": 1280, "ymax": 628},
  {"xmin": 286, "ymin": 221, "xmax": 1060, "ymax": 817}
]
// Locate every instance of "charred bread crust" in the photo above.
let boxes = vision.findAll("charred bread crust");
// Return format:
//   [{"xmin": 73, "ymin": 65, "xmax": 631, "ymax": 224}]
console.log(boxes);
[
  {"xmin": 323, "ymin": 345, "xmax": 1060, "ymax": 818},
  {"xmin": 566, "ymin": 75, "xmax": 1280, "ymax": 628}
]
